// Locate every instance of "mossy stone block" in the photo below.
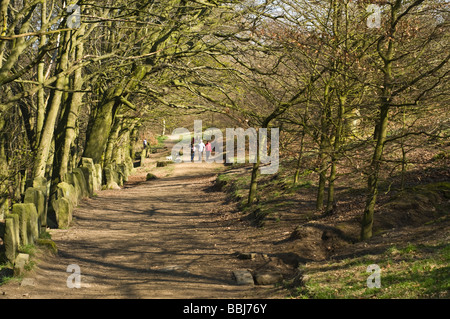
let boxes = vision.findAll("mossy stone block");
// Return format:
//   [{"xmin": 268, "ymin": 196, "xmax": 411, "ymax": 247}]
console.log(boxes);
[
  {"xmin": 117, "ymin": 164, "xmax": 129, "ymax": 182},
  {"xmin": 94, "ymin": 164, "xmax": 102, "ymax": 191},
  {"xmin": 12, "ymin": 204, "xmax": 29, "ymax": 246},
  {"xmin": 57, "ymin": 182, "xmax": 78, "ymax": 207},
  {"xmin": 51, "ymin": 197, "xmax": 73, "ymax": 229},
  {"xmin": 72, "ymin": 168, "xmax": 90, "ymax": 198},
  {"xmin": 82, "ymin": 157, "xmax": 101, "ymax": 192},
  {"xmin": 14, "ymin": 253, "xmax": 29, "ymax": 276},
  {"xmin": 65, "ymin": 172, "xmax": 82, "ymax": 201},
  {"xmin": 78, "ymin": 166, "xmax": 94, "ymax": 197},
  {"xmin": 4, "ymin": 217, "xmax": 19, "ymax": 262},
  {"xmin": 32, "ymin": 176, "xmax": 48, "ymax": 189},
  {"xmin": 11, "ymin": 203, "xmax": 38, "ymax": 246},
  {"xmin": 104, "ymin": 164, "xmax": 121, "ymax": 189},
  {"xmin": 27, "ymin": 205, "xmax": 39, "ymax": 243},
  {"xmin": 24, "ymin": 187, "xmax": 46, "ymax": 230}
]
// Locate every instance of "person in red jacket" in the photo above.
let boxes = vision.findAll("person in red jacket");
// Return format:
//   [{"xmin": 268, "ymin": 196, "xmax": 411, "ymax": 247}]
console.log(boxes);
[{"xmin": 205, "ymin": 140, "xmax": 212, "ymax": 162}]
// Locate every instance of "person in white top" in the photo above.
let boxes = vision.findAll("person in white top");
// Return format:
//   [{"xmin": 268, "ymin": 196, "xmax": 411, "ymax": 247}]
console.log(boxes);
[{"xmin": 197, "ymin": 140, "xmax": 205, "ymax": 161}]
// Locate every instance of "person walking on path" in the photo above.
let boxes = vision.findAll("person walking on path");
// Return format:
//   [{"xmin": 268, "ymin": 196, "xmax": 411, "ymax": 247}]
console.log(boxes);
[
  {"xmin": 197, "ymin": 140, "xmax": 205, "ymax": 162},
  {"xmin": 205, "ymin": 141, "xmax": 212, "ymax": 162},
  {"xmin": 191, "ymin": 142, "xmax": 195, "ymax": 162}
]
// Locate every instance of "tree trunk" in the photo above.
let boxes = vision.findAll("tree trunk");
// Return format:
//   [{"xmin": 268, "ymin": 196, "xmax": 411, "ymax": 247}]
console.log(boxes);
[
  {"xmin": 247, "ymin": 123, "xmax": 270, "ymax": 206},
  {"xmin": 248, "ymin": 155, "xmax": 260, "ymax": 205},
  {"xmin": 316, "ymin": 146, "xmax": 327, "ymax": 211},
  {"xmin": 326, "ymin": 94, "xmax": 346, "ymax": 214},
  {"xmin": 293, "ymin": 129, "xmax": 306, "ymax": 184},
  {"xmin": 84, "ymin": 65, "xmax": 150, "ymax": 164},
  {"xmin": 294, "ymin": 103, "xmax": 309, "ymax": 184},
  {"xmin": 83, "ymin": 96, "xmax": 119, "ymax": 164},
  {"xmin": 360, "ymin": 2, "xmax": 398, "ymax": 239},
  {"xmin": 0, "ymin": 117, "xmax": 8, "ymax": 219},
  {"xmin": 56, "ymin": 25, "xmax": 85, "ymax": 181},
  {"xmin": 316, "ymin": 84, "xmax": 332, "ymax": 211},
  {"xmin": 33, "ymin": 30, "xmax": 70, "ymax": 179},
  {"xmin": 36, "ymin": 1, "xmax": 47, "ymax": 147},
  {"xmin": 360, "ymin": 104, "xmax": 389, "ymax": 240},
  {"xmin": 0, "ymin": 3, "xmax": 37, "ymax": 85},
  {"xmin": 103, "ymin": 116, "xmax": 123, "ymax": 167},
  {"xmin": 129, "ymin": 125, "xmax": 139, "ymax": 165}
]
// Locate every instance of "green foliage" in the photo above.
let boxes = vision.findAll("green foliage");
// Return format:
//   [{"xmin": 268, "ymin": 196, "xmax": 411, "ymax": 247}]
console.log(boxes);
[
  {"xmin": 216, "ymin": 171, "xmax": 251, "ymax": 208},
  {"xmin": 36, "ymin": 238, "xmax": 58, "ymax": 255},
  {"xmin": 293, "ymin": 243, "xmax": 450, "ymax": 299},
  {"xmin": 156, "ymin": 135, "xmax": 168, "ymax": 145},
  {"xmin": 0, "ymin": 273, "xmax": 17, "ymax": 286},
  {"xmin": 18, "ymin": 244, "xmax": 36, "ymax": 257}
]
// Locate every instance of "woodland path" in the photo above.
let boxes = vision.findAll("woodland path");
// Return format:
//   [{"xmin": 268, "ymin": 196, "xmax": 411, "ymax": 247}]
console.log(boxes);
[{"xmin": 0, "ymin": 137, "xmax": 284, "ymax": 299}]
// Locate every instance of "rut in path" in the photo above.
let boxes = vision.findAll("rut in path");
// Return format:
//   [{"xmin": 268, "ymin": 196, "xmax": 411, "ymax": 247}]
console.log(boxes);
[{"xmin": 1, "ymin": 155, "xmax": 279, "ymax": 299}]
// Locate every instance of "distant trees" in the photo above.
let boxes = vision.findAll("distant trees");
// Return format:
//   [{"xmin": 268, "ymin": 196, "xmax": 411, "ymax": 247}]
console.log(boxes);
[
  {"xmin": 281, "ymin": 0, "xmax": 448, "ymax": 240},
  {"xmin": 217, "ymin": 0, "xmax": 449, "ymax": 240}
]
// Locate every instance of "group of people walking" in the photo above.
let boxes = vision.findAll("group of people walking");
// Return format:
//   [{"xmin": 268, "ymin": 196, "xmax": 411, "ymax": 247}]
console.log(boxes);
[
  {"xmin": 142, "ymin": 136, "xmax": 213, "ymax": 163},
  {"xmin": 191, "ymin": 139, "xmax": 212, "ymax": 162}
]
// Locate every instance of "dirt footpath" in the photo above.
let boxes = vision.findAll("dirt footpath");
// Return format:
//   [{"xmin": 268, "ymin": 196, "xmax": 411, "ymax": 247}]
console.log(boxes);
[{"xmin": 0, "ymin": 141, "xmax": 287, "ymax": 299}]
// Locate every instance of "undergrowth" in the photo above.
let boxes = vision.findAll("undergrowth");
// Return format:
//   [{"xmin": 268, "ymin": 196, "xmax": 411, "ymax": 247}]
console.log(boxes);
[{"xmin": 292, "ymin": 242, "xmax": 449, "ymax": 299}]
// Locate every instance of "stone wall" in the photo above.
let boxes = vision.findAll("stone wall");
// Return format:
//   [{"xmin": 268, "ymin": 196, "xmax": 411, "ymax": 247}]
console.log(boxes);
[
  {"xmin": 48, "ymin": 157, "xmax": 102, "ymax": 228},
  {"xmin": 103, "ymin": 159, "xmax": 133, "ymax": 190},
  {"xmin": 1, "ymin": 176, "xmax": 50, "ymax": 264},
  {"xmin": 0, "ymin": 156, "xmax": 133, "ymax": 270}
]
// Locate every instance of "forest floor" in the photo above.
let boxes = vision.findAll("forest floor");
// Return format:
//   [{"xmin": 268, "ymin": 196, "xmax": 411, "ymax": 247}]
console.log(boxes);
[{"xmin": 0, "ymin": 135, "xmax": 448, "ymax": 299}]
